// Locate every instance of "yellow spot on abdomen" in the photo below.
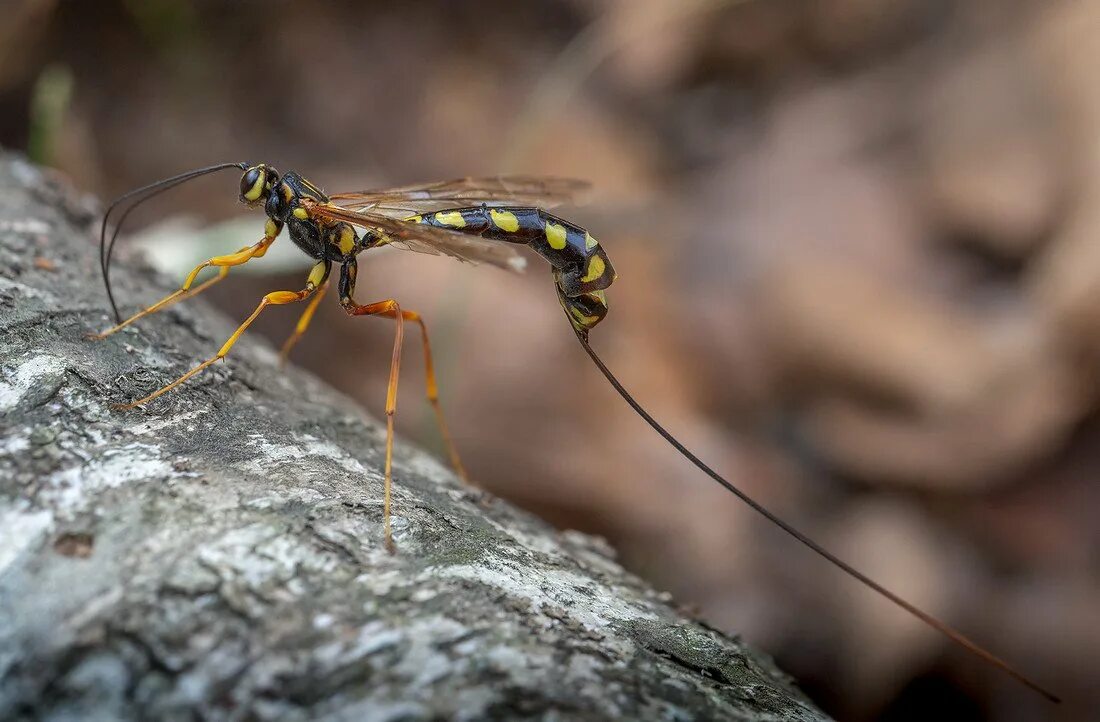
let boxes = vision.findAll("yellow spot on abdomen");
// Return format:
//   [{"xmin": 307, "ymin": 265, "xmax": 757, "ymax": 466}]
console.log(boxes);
[
  {"xmin": 585, "ymin": 232, "xmax": 598, "ymax": 250},
  {"xmin": 292, "ymin": 207, "xmax": 309, "ymax": 220},
  {"xmin": 545, "ymin": 221, "xmax": 568, "ymax": 250},
  {"xmin": 490, "ymin": 209, "xmax": 520, "ymax": 233},
  {"xmin": 435, "ymin": 211, "xmax": 466, "ymax": 228},
  {"xmin": 581, "ymin": 255, "xmax": 606, "ymax": 283},
  {"xmin": 405, "ymin": 214, "xmax": 423, "ymax": 224}
]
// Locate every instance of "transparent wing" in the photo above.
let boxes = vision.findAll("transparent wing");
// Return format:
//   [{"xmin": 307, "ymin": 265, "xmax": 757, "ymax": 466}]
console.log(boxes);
[
  {"xmin": 328, "ymin": 175, "xmax": 589, "ymax": 219},
  {"xmin": 302, "ymin": 199, "xmax": 528, "ymax": 273}
]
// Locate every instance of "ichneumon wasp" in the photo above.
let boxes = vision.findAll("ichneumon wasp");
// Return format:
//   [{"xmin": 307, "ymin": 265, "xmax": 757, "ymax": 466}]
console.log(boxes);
[{"xmin": 93, "ymin": 161, "xmax": 1060, "ymax": 704}]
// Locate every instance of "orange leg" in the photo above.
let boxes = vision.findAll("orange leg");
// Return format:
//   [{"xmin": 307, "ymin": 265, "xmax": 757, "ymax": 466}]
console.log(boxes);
[
  {"xmin": 91, "ymin": 235, "xmax": 275, "ymax": 340},
  {"xmin": 338, "ymin": 257, "xmax": 468, "ymax": 551},
  {"xmin": 343, "ymin": 297, "xmax": 405, "ymax": 553},
  {"xmin": 372, "ymin": 307, "xmax": 468, "ymax": 484},
  {"xmin": 343, "ymin": 301, "xmax": 471, "ymax": 551},
  {"xmin": 278, "ymin": 279, "xmax": 330, "ymax": 366},
  {"xmin": 117, "ymin": 260, "xmax": 329, "ymax": 410}
]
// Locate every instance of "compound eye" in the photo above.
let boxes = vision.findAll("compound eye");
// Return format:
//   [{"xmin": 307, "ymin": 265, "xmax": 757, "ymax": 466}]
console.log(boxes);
[{"xmin": 240, "ymin": 167, "xmax": 266, "ymax": 202}]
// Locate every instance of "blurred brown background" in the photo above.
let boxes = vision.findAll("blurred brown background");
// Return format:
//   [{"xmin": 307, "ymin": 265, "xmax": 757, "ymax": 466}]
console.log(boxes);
[{"xmin": 3, "ymin": 1, "xmax": 1098, "ymax": 719}]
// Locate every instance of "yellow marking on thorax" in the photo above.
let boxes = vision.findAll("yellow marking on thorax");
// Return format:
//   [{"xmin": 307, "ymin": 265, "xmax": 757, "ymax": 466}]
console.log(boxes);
[
  {"xmin": 243, "ymin": 174, "xmax": 266, "ymax": 202},
  {"xmin": 585, "ymin": 232, "xmax": 598, "ymax": 250},
  {"xmin": 435, "ymin": 211, "xmax": 466, "ymax": 228},
  {"xmin": 490, "ymin": 209, "xmax": 519, "ymax": 233},
  {"xmin": 581, "ymin": 255, "xmax": 606, "ymax": 283},
  {"xmin": 280, "ymin": 183, "xmax": 294, "ymax": 203},
  {"xmin": 545, "ymin": 221, "xmax": 568, "ymax": 250},
  {"xmin": 406, "ymin": 214, "xmax": 423, "ymax": 224},
  {"xmin": 264, "ymin": 218, "xmax": 280, "ymax": 239},
  {"xmin": 337, "ymin": 225, "xmax": 356, "ymax": 255},
  {"xmin": 292, "ymin": 207, "xmax": 309, "ymax": 220}
]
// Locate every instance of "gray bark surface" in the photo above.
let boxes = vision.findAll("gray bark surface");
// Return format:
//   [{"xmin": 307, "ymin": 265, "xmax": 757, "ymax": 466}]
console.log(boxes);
[{"xmin": 0, "ymin": 153, "xmax": 828, "ymax": 721}]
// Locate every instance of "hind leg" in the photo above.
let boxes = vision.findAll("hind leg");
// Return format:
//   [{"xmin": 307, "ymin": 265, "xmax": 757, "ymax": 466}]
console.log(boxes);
[
  {"xmin": 338, "ymin": 260, "xmax": 467, "ymax": 552},
  {"xmin": 367, "ymin": 305, "xmax": 467, "ymax": 483}
]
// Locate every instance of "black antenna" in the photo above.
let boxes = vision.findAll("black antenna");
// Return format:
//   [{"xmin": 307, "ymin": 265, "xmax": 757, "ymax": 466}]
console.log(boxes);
[
  {"xmin": 574, "ymin": 329, "xmax": 1060, "ymax": 704},
  {"xmin": 99, "ymin": 162, "xmax": 248, "ymax": 322}
]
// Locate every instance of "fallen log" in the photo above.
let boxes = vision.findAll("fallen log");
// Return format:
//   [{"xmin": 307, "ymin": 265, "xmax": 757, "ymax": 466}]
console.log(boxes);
[{"xmin": 0, "ymin": 152, "xmax": 826, "ymax": 721}]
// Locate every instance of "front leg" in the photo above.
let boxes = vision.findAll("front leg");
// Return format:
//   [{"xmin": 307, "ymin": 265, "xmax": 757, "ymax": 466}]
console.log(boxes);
[
  {"xmin": 116, "ymin": 260, "xmax": 329, "ymax": 409},
  {"xmin": 91, "ymin": 219, "xmax": 284, "ymax": 339}
]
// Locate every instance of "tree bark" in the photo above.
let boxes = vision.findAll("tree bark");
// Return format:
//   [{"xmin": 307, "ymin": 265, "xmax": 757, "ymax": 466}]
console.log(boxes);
[{"xmin": 0, "ymin": 152, "xmax": 827, "ymax": 721}]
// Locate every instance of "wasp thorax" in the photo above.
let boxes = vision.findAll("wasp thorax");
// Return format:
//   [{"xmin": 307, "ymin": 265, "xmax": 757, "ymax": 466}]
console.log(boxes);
[{"xmin": 239, "ymin": 164, "xmax": 277, "ymax": 204}]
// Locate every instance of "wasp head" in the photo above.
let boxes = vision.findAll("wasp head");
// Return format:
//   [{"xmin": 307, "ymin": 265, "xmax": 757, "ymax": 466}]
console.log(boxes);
[{"xmin": 239, "ymin": 164, "xmax": 279, "ymax": 206}]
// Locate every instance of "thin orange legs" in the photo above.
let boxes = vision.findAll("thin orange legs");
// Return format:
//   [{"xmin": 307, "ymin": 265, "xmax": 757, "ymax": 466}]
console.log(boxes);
[
  {"xmin": 373, "ymin": 307, "xmax": 468, "ymax": 484},
  {"xmin": 343, "ymin": 298, "xmax": 406, "ymax": 553},
  {"xmin": 116, "ymin": 261, "xmax": 329, "ymax": 410},
  {"xmin": 277, "ymin": 272, "xmax": 466, "ymax": 480},
  {"xmin": 91, "ymin": 236, "xmax": 275, "ymax": 340},
  {"xmin": 284, "ymin": 293, "xmax": 467, "ymax": 483},
  {"xmin": 343, "ymin": 301, "xmax": 469, "ymax": 551},
  {"xmin": 278, "ymin": 279, "xmax": 330, "ymax": 365}
]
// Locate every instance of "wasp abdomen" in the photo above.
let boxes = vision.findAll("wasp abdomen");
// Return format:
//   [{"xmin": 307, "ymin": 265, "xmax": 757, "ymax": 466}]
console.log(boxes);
[
  {"xmin": 413, "ymin": 205, "xmax": 615, "ymax": 334},
  {"xmin": 413, "ymin": 205, "xmax": 616, "ymax": 297}
]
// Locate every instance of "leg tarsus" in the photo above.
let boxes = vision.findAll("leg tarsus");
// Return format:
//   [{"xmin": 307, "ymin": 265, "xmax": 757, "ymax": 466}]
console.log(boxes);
[{"xmin": 384, "ymin": 413, "xmax": 397, "ymax": 554}]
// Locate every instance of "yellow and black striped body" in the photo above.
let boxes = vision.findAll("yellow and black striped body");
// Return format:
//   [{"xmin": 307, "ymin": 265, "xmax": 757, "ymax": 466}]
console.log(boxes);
[{"xmin": 411, "ymin": 206, "xmax": 616, "ymax": 335}]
